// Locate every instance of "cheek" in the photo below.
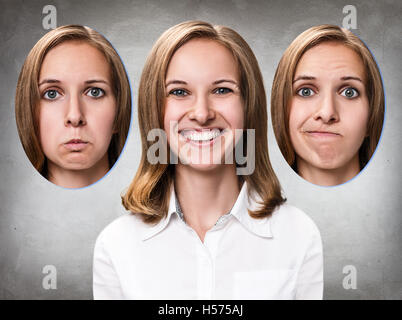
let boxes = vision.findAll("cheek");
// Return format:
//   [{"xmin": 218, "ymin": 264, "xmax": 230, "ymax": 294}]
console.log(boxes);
[
  {"xmin": 97, "ymin": 108, "xmax": 116, "ymax": 129},
  {"xmin": 288, "ymin": 100, "xmax": 308, "ymax": 139},
  {"xmin": 218, "ymin": 97, "xmax": 244, "ymax": 129},
  {"xmin": 163, "ymin": 100, "xmax": 185, "ymax": 140},
  {"xmin": 90, "ymin": 103, "xmax": 117, "ymax": 145},
  {"xmin": 38, "ymin": 105, "xmax": 61, "ymax": 151},
  {"xmin": 342, "ymin": 103, "xmax": 369, "ymax": 143}
]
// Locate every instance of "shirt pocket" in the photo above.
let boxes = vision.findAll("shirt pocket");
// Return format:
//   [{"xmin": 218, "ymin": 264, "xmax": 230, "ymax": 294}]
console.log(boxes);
[{"xmin": 233, "ymin": 269, "xmax": 296, "ymax": 300}]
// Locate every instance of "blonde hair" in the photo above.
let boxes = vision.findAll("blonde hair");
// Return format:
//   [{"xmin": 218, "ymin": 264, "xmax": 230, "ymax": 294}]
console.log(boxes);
[
  {"xmin": 15, "ymin": 25, "xmax": 131, "ymax": 177},
  {"xmin": 271, "ymin": 24, "xmax": 384, "ymax": 170},
  {"xmin": 122, "ymin": 20, "xmax": 285, "ymax": 224}
]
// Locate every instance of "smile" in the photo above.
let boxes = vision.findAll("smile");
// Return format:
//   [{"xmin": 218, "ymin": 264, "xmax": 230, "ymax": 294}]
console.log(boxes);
[{"xmin": 179, "ymin": 128, "xmax": 224, "ymax": 142}]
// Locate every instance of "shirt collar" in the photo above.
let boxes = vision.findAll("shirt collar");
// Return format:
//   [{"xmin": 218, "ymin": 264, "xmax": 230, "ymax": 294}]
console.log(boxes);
[
  {"xmin": 229, "ymin": 182, "xmax": 273, "ymax": 238},
  {"xmin": 141, "ymin": 184, "xmax": 177, "ymax": 241},
  {"xmin": 175, "ymin": 191, "xmax": 232, "ymax": 227},
  {"xmin": 141, "ymin": 182, "xmax": 273, "ymax": 241}
]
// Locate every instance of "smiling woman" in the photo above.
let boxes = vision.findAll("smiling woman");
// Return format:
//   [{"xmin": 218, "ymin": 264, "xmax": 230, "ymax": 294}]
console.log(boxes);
[
  {"xmin": 93, "ymin": 20, "xmax": 323, "ymax": 300},
  {"xmin": 164, "ymin": 38, "xmax": 245, "ymax": 171},
  {"xmin": 271, "ymin": 25, "xmax": 385, "ymax": 186},
  {"xmin": 15, "ymin": 25, "xmax": 131, "ymax": 188}
]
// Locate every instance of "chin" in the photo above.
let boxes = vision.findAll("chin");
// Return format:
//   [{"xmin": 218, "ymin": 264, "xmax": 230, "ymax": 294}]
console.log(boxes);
[
  {"xmin": 61, "ymin": 159, "xmax": 95, "ymax": 171},
  {"xmin": 310, "ymin": 157, "xmax": 353, "ymax": 171},
  {"xmin": 63, "ymin": 164, "xmax": 92, "ymax": 171},
  {"xmin": 178, "ymin": 157, "xmax": 227, "ymax": 173},
  {"xmin": 190, "ymin": 163, "xmax": 222, "ymax": 171}
]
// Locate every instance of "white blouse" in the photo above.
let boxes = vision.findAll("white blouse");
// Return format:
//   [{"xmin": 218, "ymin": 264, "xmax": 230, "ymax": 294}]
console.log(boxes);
[{"xmin": 93, "ymin": 182, "xmax": 323, "ymax": 300}]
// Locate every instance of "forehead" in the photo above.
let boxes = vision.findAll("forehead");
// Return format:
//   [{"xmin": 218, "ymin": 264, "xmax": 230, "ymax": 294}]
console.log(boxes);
[
  {"xmin": 166, "ymin": 38, "xmax": 239, "ymax": 80},
  {"xmin": 39, "ymin": 40, "xmax": 111, "ymax": 80},
  {"xmin": 295, "ymin": 41, "xmax": 366, "ymax": 81}
]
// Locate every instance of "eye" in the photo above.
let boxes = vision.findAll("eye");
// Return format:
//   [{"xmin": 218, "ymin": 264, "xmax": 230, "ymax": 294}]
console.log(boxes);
[
  {"xmin": 43, "ymin": 89, "xmax": 60, "ymax": 100},
  {"xmin": 297, "ymin": 87, "xmax": 315, "ymax": 97},
  {"xmin": 87, "ymin": 87, "xmax": 105, "ymax": 98},
  {"xmin": 214, "ymin": 87, "xmax": 233, "ymax": 95},
  {"xmin": 340, "ymin": 87, "xmax": 359, "ymax": 99},
  {"xmin": 169, "ymin": 89, "xmax": 188, "ymax": 97}
]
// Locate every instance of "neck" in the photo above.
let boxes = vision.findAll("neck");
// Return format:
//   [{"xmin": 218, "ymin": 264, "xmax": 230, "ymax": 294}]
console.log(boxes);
[
  {"xmin": 174, "ymin": 163, "xmax": 240, "ymax": 233},
  {"xmin": 47, "ymin": 155, "xmax": 110, "ymax": 188},
  {"xmin": 297, "ymin": 155, "xmax": 360, "ymax": 186}
]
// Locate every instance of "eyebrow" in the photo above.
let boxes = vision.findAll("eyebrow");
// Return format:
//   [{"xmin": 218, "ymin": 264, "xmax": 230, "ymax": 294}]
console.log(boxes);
[
  {"xmin": 38, "ymin": 78, "xmax": 60, "ymax": 86},
  {"xmin": 165, "ymin": 79, "xmax": 238, "ymax": 87},
  {"xmin": 165, "ymin": 80, "xmax": 187, "ymax": 87},
  {"xmin": 213, "ymin": 79, "xmax": 238, "ymax": 86},
  {"xmin": 340, "ymin": 76, "xmax": 363, "ymax": 83},
  {"xmin": 293, "ymin": 75, "xmax": 363, "ymax": 84},
  {"xmin": 38, "ymin": 78, "xmax": 109, "ymax": 86},
  {"xmin": 292, "ymin": 75, "xmax": 316, "ymax": 83}
]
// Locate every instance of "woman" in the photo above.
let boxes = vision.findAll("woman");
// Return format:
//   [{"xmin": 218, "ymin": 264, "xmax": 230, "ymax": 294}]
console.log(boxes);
[
  {"xmin": 93, "ymin": 21, "xmax": 323, "ymax": 299},
  {"xmin": 271, "ymin": 25, "xmax": 384, "ymax": 186},
  {"xmin": 15, "ymin": 25, "xmax": 131, "ymax": 188}
]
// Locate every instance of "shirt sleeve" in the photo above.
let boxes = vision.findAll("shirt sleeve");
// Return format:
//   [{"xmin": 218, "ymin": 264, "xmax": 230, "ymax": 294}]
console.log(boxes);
[
  {"xmin": 295, "ymin": 223, "xmax": 324, "ymax": 300},
  {"xmin": 93, "ymin": 233, "xmax": 124, "ymax": 300}
]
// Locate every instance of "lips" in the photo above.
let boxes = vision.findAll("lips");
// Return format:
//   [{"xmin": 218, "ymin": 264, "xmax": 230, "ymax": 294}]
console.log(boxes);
[
  {"xmin": 64, "ymin": 139, "xmax": 89, "ymax": 151},
  {"xmin": 305, "ymin": 130, "xmax": 341, "ymax": 138},
  {"xmin": 179, "ymin": 128, "xmax": 225, "ymax": 145}
]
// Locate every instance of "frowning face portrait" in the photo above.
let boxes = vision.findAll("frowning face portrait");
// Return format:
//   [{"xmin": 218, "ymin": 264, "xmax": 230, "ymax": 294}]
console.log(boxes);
[
  {"xmin": 38, "ymin": 41, "xmax": 117, "ymax": 183},
  {"xmin": 15, "ymin": 25, "xmax": 132, "ymax": 189},
  {"xmin": 289, "ymin": 41, "xmax": 369, "ymax": 184},
  {"xmin": 271, "ymin": 25, "xmax": 384, "ymax": 187}
]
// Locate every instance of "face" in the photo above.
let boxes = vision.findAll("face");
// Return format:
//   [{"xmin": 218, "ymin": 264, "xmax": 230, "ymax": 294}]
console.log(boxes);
[
  {"xmin": 38, "ymin": 41, "xmax": 116, "ymax": 174},
  {"xmin": 289, "ymin": 42, "xmax": 369, "ymax": 176},
  {"xmin": 163, "ymin": 38, "xmax": 244, "ymax": 171}
]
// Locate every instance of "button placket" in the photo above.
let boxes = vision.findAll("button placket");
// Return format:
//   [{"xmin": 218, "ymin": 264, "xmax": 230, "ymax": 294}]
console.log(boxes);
[{"xmin": 192, "ymin": 230, "xmax": 214, "ymax": 299}]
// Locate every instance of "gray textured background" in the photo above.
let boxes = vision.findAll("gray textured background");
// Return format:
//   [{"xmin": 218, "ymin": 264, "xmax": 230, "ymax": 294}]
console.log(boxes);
[{"xmin": 0, "ymin": 0, "xmax": 401, "ymax": 300}]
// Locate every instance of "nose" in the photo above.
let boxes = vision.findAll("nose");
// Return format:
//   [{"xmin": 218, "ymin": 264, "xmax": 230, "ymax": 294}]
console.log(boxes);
[
  {"xmin": 313, "ymin": 93, "xmax": 339, "ymax": 124},
  {"xmin": 187, "ymin": 94, "xmax": 215, "ymax": 124},
  {"xmin": 64, "ymin": 94, "xmax": 86, "ymax": 127}
]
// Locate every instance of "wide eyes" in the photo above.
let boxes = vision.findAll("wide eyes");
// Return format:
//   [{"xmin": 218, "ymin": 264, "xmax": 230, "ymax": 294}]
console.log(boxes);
[
  {"xmin": 86, "ymin": 87, "xmax": 105, "ymax": 98},
  {"xmin": 340, "ymin": 87, "xmax": 359, "ymax": 98},
  {"xmin": 43, "ymin": 89, "xmax": 60, "ymax": 100},
  {"xmin": 297, "ymin": 87, "xmax": 315, "ymax": 97},
  {"xmin": 42, "ymin": 87, "xmax": 105, "ymax": 100},
  {"xmin": 296, "ymin": 86, "xmax": 359, "ymax": 99}
]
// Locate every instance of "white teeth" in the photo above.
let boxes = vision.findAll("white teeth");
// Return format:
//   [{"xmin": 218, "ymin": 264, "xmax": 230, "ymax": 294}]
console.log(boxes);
[{"xmin": 181, "ymin": 128, "xmax": 222, "ymax": 142}]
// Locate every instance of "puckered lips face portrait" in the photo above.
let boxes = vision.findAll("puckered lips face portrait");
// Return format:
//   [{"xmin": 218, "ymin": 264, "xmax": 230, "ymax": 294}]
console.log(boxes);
[
  {"xmin": 38, "ymin": 40, "xmax": 117, "ymax": 188},
  {"xmin": 289, "ymin": 41, "xmax": 369, "ymax": 186},
  {"xmin": 163, "ymin": 38, "xmax": 244, "ymax": 172}
]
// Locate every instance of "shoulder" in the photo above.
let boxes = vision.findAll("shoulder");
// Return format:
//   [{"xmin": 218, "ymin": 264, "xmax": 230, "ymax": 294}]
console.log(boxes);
[
  {"xmin": 270, "ymin": 203, "xmax": 321, "ymax": 241},
  {"xmin": 95, "ymin": 212, "xmax": 149, "ymax": 251}
]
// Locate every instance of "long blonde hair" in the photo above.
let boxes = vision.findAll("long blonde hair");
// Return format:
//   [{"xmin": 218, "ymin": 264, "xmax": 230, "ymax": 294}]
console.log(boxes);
[
  {"xmin": 122, "ymin": 20, "xmax": 285, "ymax": 224},
  {"xmin": 15, "ymin": 24, "xmax": 132, "ymax": 177},
  {"xmin": 271, "ymin": 24, "xmax": 384, "ymax": 170}
]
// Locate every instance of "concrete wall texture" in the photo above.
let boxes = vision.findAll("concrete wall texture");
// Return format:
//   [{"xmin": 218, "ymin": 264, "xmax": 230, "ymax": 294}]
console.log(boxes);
[{"xmin": 0, "ymin": 0, "xmax": 401, "ymax": 299}]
